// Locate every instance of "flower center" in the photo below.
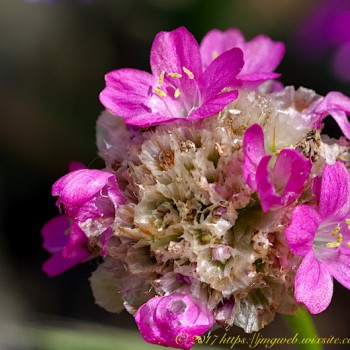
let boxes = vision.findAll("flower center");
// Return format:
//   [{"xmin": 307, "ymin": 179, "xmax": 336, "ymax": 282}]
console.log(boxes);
[
  {"xmin": 313, "ymin": 219, "xmax": 350, "ymax": 260},
  {"xmin": 150, "ymin": 67, "xmax": 201, "ymax": 118}
]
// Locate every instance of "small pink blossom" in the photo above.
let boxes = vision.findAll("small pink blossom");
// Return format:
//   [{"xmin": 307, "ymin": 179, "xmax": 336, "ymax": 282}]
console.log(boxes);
[
  {"xmin": 243, "ymin": 124, "xmax": 311, "ymax": 212},
  {"xmin": 135, "ymin": 293, "xmax": 215, "ymax": 350},
  {"xmin": 42, "ymin": 167, "xmax": 124, "ymax": 276},
  {"xmin": 286, "ymin": 161, "xmax": 350, "ymax": 313},
  {"xmin": 100, "ymin": 27, "xmax": 244, "ymax": 127},
  {"xmin": 200, "ymin": 28, "xmax": 285, "ymax": 85},
  {"xmin": 52, "ymin": 168, "xmax": 124, "ymax": 221},
  {"xmin": 312, "ymin": 91, "xmax": 350, "ymax": 140}
]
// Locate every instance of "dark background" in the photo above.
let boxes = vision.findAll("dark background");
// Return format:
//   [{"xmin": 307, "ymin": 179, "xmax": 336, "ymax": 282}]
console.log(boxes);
[{"xmin": 1, "ymin": 0, "xmax": 349, "ymax": 349}]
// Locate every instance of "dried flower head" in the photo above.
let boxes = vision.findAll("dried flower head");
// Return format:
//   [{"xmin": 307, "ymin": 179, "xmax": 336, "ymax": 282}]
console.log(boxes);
[{"xmin": 42, "ymin": 26, "xmax": 350, "ymax": 350}]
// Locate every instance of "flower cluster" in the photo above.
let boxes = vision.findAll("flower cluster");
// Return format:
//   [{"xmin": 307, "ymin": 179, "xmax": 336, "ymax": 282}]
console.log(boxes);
[{"xmin": 42, "ymin": 27, "xmax": 350, "ymax": 349}]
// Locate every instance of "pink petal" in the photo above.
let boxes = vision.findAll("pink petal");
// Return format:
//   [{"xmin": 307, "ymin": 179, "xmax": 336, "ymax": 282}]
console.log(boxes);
[
  {"xmin": 285, "ymin": 205, "xmax": 321, "ymax": 256},
  {"xmin": 242, "ymin": 124, "xmax": 266, "ymax": 190},
  {"xmin": 314, "ymin": 91, "xmax": 350, "ymax": 139},
  {"xmin": 99, "ymin": 68, "xmax": 155, "ymax": 118},
  {"xmin": 294, "ymin": 251, "xmax": 333, "ymax": 314},
  {"xmin": 324, "ymin": 252, "xmax": 350, "ymax": 290},
  {"xmin": 187, "ymin": 90, "xmax": 238, "ymax": 121},
  {"xmin": 255, "ymin": 155, "xmax": 281, "ymax": 211},
  {"xmin": 107, "ymin": 184, "xmax": 126, "ymax": 206},
  {"xmin": 42, "ymin": 252, "xmax": 88, "ymax": 277},
  {"xmin": 273, "ymin": 149, "xmax": 311, "ymax": 200},
  {"xmin": 52, "ymin": 169, "xmax": 115, "ymax": 206},
  {"xmin": 125, "ymin": 113, "xmax": 181, "ymax": 127},
  {"xmin": 239, "ymin": 35, "xmax": 285, "ymax": 78},
  {"xmin": 199, "ymin": 48, "xmax": 243, "ymax": 101},
  {"xmin": 237, "ymin": 72, "xmax": 281, "ymax": 83},
  {"xmin": 61, "ymin": 223, "xmax": 90, "ymax": 260},
  {"xmin": 150, "ymin": 27, "xmax": 202, "ymax": 83},
  {"xmin": 200, "ymin": 28, "xmax": 245, "ymax": 70},
  {"xmin": 42, "ymin": 218, "xmax": 90, "ymax": 277},
  {"xmin": 42, "ymin": 215, "xmax": 70, "ymax": 253},
  {"xmin": 256, "ymin": 149, "xmax": 311, "ymax": 212},
  {"xmin": 327, "ymin": 110, "xmax": 350, "ymax": 140},
  {"xmin": 150, "ymin": 27, "xmax": 203, "ymax": 115},
  {"xmin": 318, "ymin": 161, "xmax": 350, "ymax": 220}
]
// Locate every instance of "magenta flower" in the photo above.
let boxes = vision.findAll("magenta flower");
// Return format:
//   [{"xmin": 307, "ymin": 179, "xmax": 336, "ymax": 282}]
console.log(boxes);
[
  {"xmin": 52, "ymin": 168, "xmax": 124, "ymax": 221},
  {"xmin": 243, "ymin": 124, "xmax": 311, "ymax": 212},
  {"xmin": 200, "ymin": 28, "xmax": 285, "ymax": 85},
  {"xmin": 100, "ymin": 27, "xmax": 244, "ymax": 127},
  {"xmin": 42, "ymin": 168, "xmax": 124, "ymax": 276},
  {"xmin": 135, "ymin": 293, "xmax": 215, "ymax": 350},
  {"xmin": 286, "ymin": 161, "xmax": 350, "ymax": 313},
  {"xmin": 312, "ymin": 91, "xmax": 350, "ymax": 140}
]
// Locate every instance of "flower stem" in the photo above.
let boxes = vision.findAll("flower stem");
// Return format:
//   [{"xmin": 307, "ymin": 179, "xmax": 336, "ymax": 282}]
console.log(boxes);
[{"xmin": 283, "ymin": 309, "xmax": 324, "ymax": 350}]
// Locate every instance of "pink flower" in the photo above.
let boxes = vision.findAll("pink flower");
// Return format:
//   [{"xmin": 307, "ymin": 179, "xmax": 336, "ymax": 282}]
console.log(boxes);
[
  {"xmin": 135, "ymin": 293, "xmax": 215, "ymax": 350},
  {"xmin": 243, "ymin": 124, "xmax": 311, "ymax": 212},
  {"xmin": 42, "ymin": 167, "xmax": 124, "ymax": 276},
  {"xmin": 52, "ymin": 168, "xmax": 124, "ymax": 221},
  {"xmin": 100, "ymin": 27, "xmax": 244, "ymax": 127},
  {"xmin": 286, "ymin": 161, "xmax": 350, "ymax": 314},
  {"xmin": 312, "ymin": 91, "xmax": 350, "ymax": 139},
  {"xmin": 200, "ymin": 28, "xmax": 285, "ymax": 85}
]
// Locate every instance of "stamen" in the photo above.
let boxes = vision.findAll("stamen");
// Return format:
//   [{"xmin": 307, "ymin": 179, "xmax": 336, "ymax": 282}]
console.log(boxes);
[
  {"xmin": 332, "ymin": 224, "xmax": 340, "ymax": 236},
  {"xmin": 158, "ymin": 71, "xmax": 165, "ymax": 86},
  {"xmin": 182, "ymin": 66, "xmax": 194, "ymax": 79},
  {"xmin": 212, "ymin": 51, "xmax": 219, "ymax": 60},
  {"xmin": 174, "ymin": 88, "xmax": 180, "ymax": 99},
  {"xmin": 347, "ymin": 242, "xmax": 350, "ymax": 248},
  {"xmin": 346, "ymin": 219, "xmax": 350, "ymax": 229},
  {"xmin": 153, "ymin": 87, "xmax": 167, "ymax": 97},
  {"xmin": 326, "ymin": 233, "xmax": 343, "ymax": 248},
  {"xmin": 168, "ymin": 72, "xmax": 182, "ymax": 79}
]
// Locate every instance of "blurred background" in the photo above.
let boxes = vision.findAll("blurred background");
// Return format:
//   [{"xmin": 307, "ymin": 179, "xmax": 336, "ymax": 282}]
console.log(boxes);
[{"xmin": 1, "ymin": 0, "xmax": 350, "ymax": 349}]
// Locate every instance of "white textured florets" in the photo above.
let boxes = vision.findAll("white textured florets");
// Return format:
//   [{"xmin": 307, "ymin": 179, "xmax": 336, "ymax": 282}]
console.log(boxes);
[{"xmin": 88, "ymin": 86, "xmax": 336, "ymax": 333}]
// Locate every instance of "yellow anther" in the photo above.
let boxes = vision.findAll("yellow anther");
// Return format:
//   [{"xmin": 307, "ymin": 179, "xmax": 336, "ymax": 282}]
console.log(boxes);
[
  {"xmin": 346, "ymin": 219, "xmax": 350, "ymax": 229},
  {"xmin": 332, "ymin": 224, "xmax": 341, "ymax": 236},
  {"xmin": 326, "ymin": 233, "xmax": 343, "ymax": 248},
  {"xmin": 158, "ymin": 71, "xmax": 165, "ymax": 86},
  {"xmin": 168, "ymin": 72, "xmax": 182, "ymax": 79},
  {"xmin": 182, "ymin": 66, "xmax": 194, "ymax": 79},
  {"xmin": 347, "ymin": 242, "xmax": 350, "ymax": 248},
  {"xmin": 212, "ymin": 51, "xmax": 219, "ymax": 60},
  {"xmin": 174, "ymin": 88, "xmax": 180, "ymax": 99},
  {"xmin": 153, "ymin": 87, "xmax": 167, "ymax": 97}
]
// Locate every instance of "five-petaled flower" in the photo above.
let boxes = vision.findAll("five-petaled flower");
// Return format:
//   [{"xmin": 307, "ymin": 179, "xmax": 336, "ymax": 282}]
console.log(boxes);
[
  {"xmin": 100, "ymin": 26, "xmax": 246, "ymax": 127},
  {"xmin": 286, "ymin": 161, "xmax": 350, "ymax": 313}
]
